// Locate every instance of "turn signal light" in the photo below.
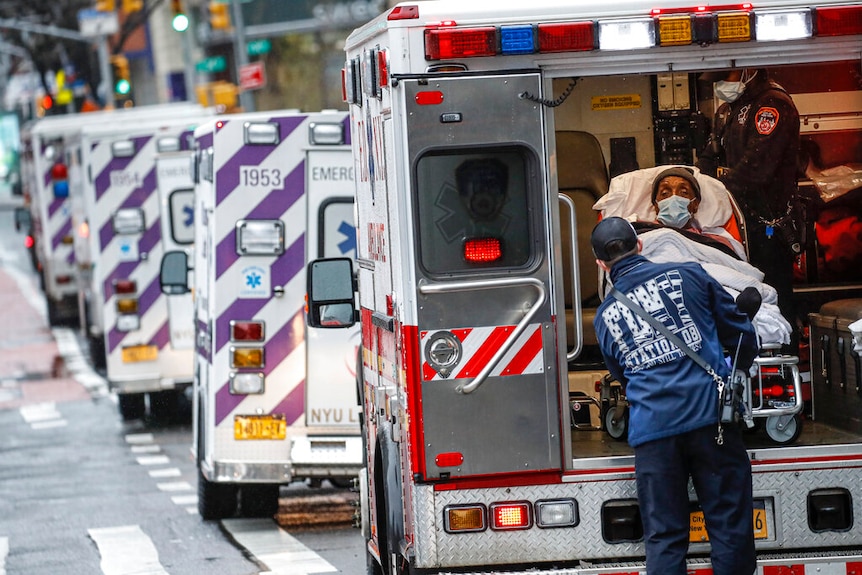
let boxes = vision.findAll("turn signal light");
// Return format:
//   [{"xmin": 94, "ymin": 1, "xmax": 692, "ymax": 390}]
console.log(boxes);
[
  {"xmin": 444, "ymin": 505, "xmax": 486, "ymax": 533},
  {"xmin": 717, "ymin": 11, "xmax": 752, "ymax": 41},
  {"xmin": 231, "ymin": 347, "xmax": 264, "ymax": 368},
  {"xmin": 490, "ymin": 502, "xmax": 532, "ymax": 530},
  {"xmin": 116, "ymin": 298, "xmax": 138, "ymax": 314},
  {"xmin": 657, "ymin": 15, "xmax": 693, "ymax": 45}
]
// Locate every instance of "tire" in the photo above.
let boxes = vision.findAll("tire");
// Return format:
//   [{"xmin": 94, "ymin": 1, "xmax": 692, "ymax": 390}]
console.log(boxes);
[
  {"xmin": 605, "ymin": 402, "xmax": 628, "ymax": 441},
  {"xmin": 88, "ymin": 334, "xmax": 106, "ymax": 370},
  {"xmin": 148, "ymin": 389, "xmax": 179, "ymax": 423},
  {"xmin": 118, "ymin": 393, "xmax": 146, "ymax": 421},
  {"xmin": 46, "ymin": 297, "xmax": 63, "ymax": 327},
  {"xmin": 765, "ymin": 414, "xmax": 803, "ymax": 445},
  {"xmin": 239, "ymin": 484, "xmax": 280, "ymax": 518},
  {"xmin": 198, "ymin": 467, "xmax": 238, "ymax": 520}
]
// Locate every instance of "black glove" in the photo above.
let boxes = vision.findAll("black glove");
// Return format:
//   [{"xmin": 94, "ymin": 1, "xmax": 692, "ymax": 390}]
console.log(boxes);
[{"xmin": 736, "ymin": 286, "xmax": 762, "ymax": 320}]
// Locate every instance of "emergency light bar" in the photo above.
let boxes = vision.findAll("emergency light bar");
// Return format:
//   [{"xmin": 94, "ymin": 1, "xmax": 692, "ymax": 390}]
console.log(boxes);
[
  {"xmin": 244, "ymin": 122, "xmax": 280, "ymax": 146},
  {"xmin": 418, "ymin": 4, "xmax": 860, "ymax": 62},
  {"xmin": 156, "ymin": 137, "xmax": 181, "ymax": 153},
  {"xmin": 236, "ymin": 220, "xmax": 285, "ymax": 255},
  {"xmin": 112, "ymin": 208, "xmax": 145, "ymax": 235},
  {"xmin": 309, "ymin": 122, "xmax": 345, "ymax": 145},
  {"xmin": 111, "ymin": 140, "xmax": 135, "ymax": 158}
]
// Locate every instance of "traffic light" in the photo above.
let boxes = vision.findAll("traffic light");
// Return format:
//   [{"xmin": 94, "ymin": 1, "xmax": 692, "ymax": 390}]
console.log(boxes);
[
  {"xmin": 121, "ymin": 0, "xmax": 143, "ymax": 12},
  {"xmin": 209, "ymin": 2, "xmax": 231, "ymax": 30},
  {"xmin": 171, "ymin": 0, "xmax": 189, "ymax": 32},
  {"xmin": 95, "ymin": 0, "xmax": 115, "ymax": 11},
  {"xmin": 111, "ymin": 55, "xmax": 132, "ymax": 99}
]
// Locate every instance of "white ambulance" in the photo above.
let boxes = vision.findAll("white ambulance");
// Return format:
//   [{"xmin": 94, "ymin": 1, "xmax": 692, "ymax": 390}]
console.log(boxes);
[
  {"xmin": 305, "ymin": 2, "xmax": 862, "ymax": 573},
  {"xmin": 76, "ymin": 111, "xmax": 214, "ymax": 420},
  {"xmin": 22, "ymin": 104, "xmax": 203, "ymax": 327},
  {"xmin": 160, "ymin": 109, "xmax": 363, "ymax": 519}
]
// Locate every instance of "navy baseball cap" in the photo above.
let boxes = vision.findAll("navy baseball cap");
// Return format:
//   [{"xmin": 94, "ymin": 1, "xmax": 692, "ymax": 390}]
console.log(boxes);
[{"xmin": 591, "ymin": 217, "xmax": 638, "ymax": 262}]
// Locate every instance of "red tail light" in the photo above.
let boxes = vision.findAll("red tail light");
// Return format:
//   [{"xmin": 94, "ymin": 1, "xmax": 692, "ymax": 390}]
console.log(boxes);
[
  {"xmin": 114, "ymin": 279, "xmax": 137, "ymax": 294},
  {"xmin": 490, "ymin": 502, "xmax": 532, "ymax": 530},
  {"xmin": 231, "ymin": 320, "xmax": 265, "ymax": 342}
]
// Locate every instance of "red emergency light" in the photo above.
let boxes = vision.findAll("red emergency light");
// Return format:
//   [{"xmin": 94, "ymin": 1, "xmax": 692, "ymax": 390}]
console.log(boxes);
[
  {"xmin": 815, "ymin": 5, "xmax": 862, "ymax": 36},
  {"xmin": 114, "ymin": 279, "xmax": 137, "ymax": 294},
  {"xmin": 388, "ymin": 5, "xmax": 419, "ymax": 20},
  {"xmin": 537, "ymin": 22, "xmax": 596, "ymax": 52},
  {"xmin": 650, "ymin": 3, "xmax": 752, "ymax": 15},
  {"xmin": 464, "ymin": 238, "xmax": 501, "ymax": 263},
  {"xmin": 425, "ymin": 27, "xmax": 497, "ymax": 60},
  {"xmin": 24, "ymin": 235, "xmax": 34, "ymax": 249}
]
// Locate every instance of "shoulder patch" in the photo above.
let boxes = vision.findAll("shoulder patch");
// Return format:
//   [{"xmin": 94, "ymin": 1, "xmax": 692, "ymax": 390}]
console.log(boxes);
[{"xmin": 755, "ymin": 106, "xmax": 780, "ymax": 135}]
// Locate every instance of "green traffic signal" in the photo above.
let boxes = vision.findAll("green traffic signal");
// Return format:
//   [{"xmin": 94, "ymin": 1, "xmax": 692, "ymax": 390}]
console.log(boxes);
[
  {"xmin": 172, "ymin": 12, "xmax": 189, "ymax": 32},
  {"xmin": 115, "ymin": 78, "xmax": 131, "ymax": 96}
]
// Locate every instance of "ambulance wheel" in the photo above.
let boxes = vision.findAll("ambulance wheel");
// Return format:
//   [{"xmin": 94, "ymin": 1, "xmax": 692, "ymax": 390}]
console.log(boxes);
[
  {"xmin": 88, "ymin": 335, "xmax": 106, "ymax": 370},
  {"xmin": 118, "ymin": 393, "xmax": 146, "ymax": 421},
  {"xmin": 765, "ymin": 414, "xmax": 803, "ymax": 445},
  {"xmin": 148, "ymin": 390, "xmax": 179, "ymax": 422},
  {"xmin": 239, "ymin": 484, "xmax": 280, "ymax": 517},
  {"xmin": 605, "ymin": 402, "xmax": 628, "ymax": 441},
  {"xmin": 198, "ymin": 468, "xmax": 238, "ymax": 520}
]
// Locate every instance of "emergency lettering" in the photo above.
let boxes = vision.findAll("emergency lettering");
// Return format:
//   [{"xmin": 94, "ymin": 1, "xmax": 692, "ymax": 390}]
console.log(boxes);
[{"xmin": 312, "ymin": 165, "xmax": 354, "ymax": 181}]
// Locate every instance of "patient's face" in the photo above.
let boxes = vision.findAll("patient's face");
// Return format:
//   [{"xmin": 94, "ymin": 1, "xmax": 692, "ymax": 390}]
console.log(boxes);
[{"xmin": 653, "ymin": 176, "xmax": 700, "ymax": 214}]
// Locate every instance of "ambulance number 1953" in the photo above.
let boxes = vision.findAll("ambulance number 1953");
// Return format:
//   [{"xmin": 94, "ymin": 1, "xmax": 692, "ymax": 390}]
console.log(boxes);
[{"xmin": 239, "ymin": 166, "xmax": 283, "ymax": 191}]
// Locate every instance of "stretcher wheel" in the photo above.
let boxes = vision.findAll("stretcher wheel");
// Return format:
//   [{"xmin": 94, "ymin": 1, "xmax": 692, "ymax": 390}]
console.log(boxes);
[
  {"xmin": 765, "ymin": 414, "xmax": 803, "ymax": 445},
  {"xmin": 605, "ymin": 402, "xmax": 628, "ymax": 441}
]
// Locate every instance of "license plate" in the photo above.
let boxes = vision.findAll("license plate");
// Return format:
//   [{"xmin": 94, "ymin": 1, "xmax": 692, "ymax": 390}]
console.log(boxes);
[
  {"xmin": 234, "ymin": 414, "xmax": 287, "ymax": 440},
  {"xmin": 690, "ymin": 500, "xmax": 768, "ymax": 542},
  {"xmin": 121, "ymin": 344, "xmax": 158, "ymax": 363}
]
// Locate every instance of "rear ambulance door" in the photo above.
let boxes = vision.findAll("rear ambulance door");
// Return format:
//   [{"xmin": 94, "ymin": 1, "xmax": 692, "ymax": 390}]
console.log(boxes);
[
  {"xmin": 156, "ymin": 152, "xmax": 195, "ymax": 349},
  {"xmin": 305, "ymin": 147, "xmax": 361, "ymax": 428},
  {"xmin": 404, "ymin": 73, "xmax": 563, "ymax": 479}
]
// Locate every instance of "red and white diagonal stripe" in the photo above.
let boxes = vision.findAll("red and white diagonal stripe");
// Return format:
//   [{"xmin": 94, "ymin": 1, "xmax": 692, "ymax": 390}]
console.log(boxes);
[{"xmin": 420, "ymin": 324, "xmax": 544, "ymax": 382}]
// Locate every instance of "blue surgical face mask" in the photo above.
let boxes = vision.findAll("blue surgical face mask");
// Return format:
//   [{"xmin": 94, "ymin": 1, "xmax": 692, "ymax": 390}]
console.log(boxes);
[{"xmin": 656, "ymin": 195, "xmax": 692, "ymax": 228}]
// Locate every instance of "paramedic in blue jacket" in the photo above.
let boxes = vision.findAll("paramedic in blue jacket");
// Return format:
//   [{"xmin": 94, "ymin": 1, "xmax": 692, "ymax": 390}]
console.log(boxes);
[{"xmin": 591, "ymin": 217, "xmax": 759, "ymax": 575}]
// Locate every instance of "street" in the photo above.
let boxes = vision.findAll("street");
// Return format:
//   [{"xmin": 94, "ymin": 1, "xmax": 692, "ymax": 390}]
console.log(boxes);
[{"xmin": 0, "ymin": 188, "xmax": 365, "ymax": 575}]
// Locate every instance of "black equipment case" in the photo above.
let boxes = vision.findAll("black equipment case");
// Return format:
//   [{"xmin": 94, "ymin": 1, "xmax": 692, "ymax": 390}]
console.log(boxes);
[{"xmin": 809, "ymin": 299, "xmax": 862, "ymax": 432}]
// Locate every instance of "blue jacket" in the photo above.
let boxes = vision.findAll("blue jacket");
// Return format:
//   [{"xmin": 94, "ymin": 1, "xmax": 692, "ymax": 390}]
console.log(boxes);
[{"xmin": 594, "ymin": 254, "xmax": 758, "ymax": 447}]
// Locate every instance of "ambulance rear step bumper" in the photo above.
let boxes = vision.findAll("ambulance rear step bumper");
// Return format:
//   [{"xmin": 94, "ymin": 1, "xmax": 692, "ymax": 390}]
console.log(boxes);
[{"xmin": 434, "ymin": 548, "xmax": 862, "ymax": 574}]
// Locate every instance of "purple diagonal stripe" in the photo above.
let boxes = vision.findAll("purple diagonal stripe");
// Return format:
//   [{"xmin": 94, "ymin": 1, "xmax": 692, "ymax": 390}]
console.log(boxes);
[
  {"xmin": 271, "ymin": 383, "xmax": 305, "ymax": 426},
  {"xmin": 51, "ymin": 219, "xmax": 72, "ymax": 250},
  {"xmin": 43, "ymin": 169, "xmax": 52, "ymax": 189},
  {"xmin": 94, "ymin": 135, "xmax": 153, "ymax": 201},
  {"xmin": 48, "ymin": 197, "xmax": 66, "ymax": 218},
  {"xmin": 215, "ymin": 116, "xmax": 305, "ymax": 205},
  {"xmin": 214, "ymin": 309, "xmax": 306, "ymax": 425},
  {"xmin": 341, "ymin": 115, "xmax": 352, "ymax": 146},
  {"xmin": 214, "ymin": 235, "xmax": 305, "ymax": 352},
  {"xmin": 107, "ymin": 277, "xmax": 165, "ymax": 353},
  {"xmin": 215, "ymin": 162, "xmax": 305, "ymax": 278},
  {"xmin": 101, "ymin": 217, "xmax": 162, "ymax": 299},
  {"xmin": 66, "ymin": 251, "xmax": 75, "ymax": 265},
  {"xmin": 197, "ymin": 131, "xmax": 213, "ymax": 150},
  {"xmin": 196, "ymin": 319, "xmax": 211, "ymax": 362}
]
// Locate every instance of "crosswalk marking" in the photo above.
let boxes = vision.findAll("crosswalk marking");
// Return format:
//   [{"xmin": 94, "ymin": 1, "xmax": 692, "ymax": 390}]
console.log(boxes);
[
  {"xmin": 88, "ymin": 525, "xmax": 169, "ymax": 575},
  {"xmin": 136, "ymin": 455, "xmax": 170, "ymax": 466},
  {"xmin": 156, "ymin": 481, "xmax": 193, "ymax": 492},
  {"xmin": 125, "ymin": 433, "xmax": 155, "ymax": 444},
  {"xmin": 222, "ymin": 519, "xmax": 337, "ymax": 575},
  {"xmin": 19, "ymin": 402, "xmax": 67, "ymax": 430},
  {"xmin": 131, "ymin": 444, "xmax": 161, "ymax": 454}
]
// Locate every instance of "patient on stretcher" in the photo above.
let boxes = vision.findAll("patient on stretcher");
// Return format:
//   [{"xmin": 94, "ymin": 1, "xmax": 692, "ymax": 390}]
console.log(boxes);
[{"xmin": 593, "ymin": 165, "xmax": 792, "ymax": 346}]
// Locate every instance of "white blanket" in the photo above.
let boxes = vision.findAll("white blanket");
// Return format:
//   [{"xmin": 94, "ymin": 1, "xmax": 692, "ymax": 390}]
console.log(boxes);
[{"xmin": 622, "ymin": 228, "xmax": 792, "ymax": 345}]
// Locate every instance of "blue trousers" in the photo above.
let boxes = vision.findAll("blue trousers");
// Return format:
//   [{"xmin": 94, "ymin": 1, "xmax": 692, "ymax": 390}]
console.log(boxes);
[{"xmin": 633, "ymin": 424, "xmax": 756, "ymax": 575}]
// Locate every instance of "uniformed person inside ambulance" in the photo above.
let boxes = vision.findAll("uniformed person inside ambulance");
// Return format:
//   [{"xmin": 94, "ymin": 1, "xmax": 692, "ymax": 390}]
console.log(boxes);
[
  {"xmin": 591, "ymin": 217, "xmax": 759, "ymax": 575},
  {"xmin": 696, "ymin": 68, "xmax": 801, "ymax": 353}
]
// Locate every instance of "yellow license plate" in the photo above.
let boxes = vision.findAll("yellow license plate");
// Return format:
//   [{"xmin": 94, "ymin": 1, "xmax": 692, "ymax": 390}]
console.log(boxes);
[
  {"xmin": 121, "ymin": 344, "xmax": 158, "ymax": 363},
  {"xmin": 234, "ymin": 414, "xmax": 287, "ymax": 440},
  {"xmin": 690, "ymin": 501, "xmax": 768, "ymax": 542}
]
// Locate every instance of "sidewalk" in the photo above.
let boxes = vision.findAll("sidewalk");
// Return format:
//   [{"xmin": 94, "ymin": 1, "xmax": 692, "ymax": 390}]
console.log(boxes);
[{"xmin": 0, "ymin": 266, "xmax": 89, "ymax": 409}]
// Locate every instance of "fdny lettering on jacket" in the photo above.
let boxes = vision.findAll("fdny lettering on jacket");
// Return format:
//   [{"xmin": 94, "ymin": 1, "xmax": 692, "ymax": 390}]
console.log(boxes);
[{"xmin": 600, "ymin": 270, "xmax": 704, "ymax": 372}]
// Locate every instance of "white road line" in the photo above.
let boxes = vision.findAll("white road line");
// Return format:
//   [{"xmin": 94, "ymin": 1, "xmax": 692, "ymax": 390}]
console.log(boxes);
[
  {"xmin": 170, "ymin": 494, "xmax": 197, "ymax": 506},
  {"xmin": 156, "ymin": 481, "xmax": 192, "ymax": 492},
  {"xmin": 1, "ymin": 536, "xmax": 8, "ymax": 575},
  {"xmin": 19, "ymin": 402, "xmax": 60, "ymax": 423},
  {"xmin": 136, "ymin": 455, "xmax": 170, "ymax": 466},
  {"xmin": 87, "ymin": 525, "xmax": 169, "ymax": 575},
  {"xmin": 131, "ymin": 445, "xmax": 161, "ymax": 454},
  {"xmin": 221, "ymin": 519, "xmax": 337, "ymax": 575},
  {"xmin": 125, "ymin": 433, "xmax": 155, "ymax": 444},
  {"xmin": 30, "ymin": 419, "xmax": 68, "ymax": 430},
  {"xmin": 148, "ymin": 468, "xmax": 181, "ymax": 478}
]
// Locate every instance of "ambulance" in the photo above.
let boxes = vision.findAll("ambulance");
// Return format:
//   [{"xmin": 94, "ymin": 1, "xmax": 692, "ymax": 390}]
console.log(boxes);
[
  {"xmin": 159, "ymin": 110, "xmax": 363, "ymax": 519},
  {"xmin": 76, "ymin": 110, "xmax": 213, "ymax": 420},
  {"xmin": 305, "ymin": 2, "xmax": 862, "ymax": 573},
  {"xmin": 21, "ymin": 104, "xmax": 203, "ymax": 327}
]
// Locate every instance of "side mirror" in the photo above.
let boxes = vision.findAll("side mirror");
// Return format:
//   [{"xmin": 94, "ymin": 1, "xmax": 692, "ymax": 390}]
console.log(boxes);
[
  {"xmin": 160, "ymin": 251, "xmax": 190, "ymax": 295},
  {"xmin": 14, "ymin": 207, "xmax": 31, "ymax": 232},
  {"xmin": 306, "ymin": 258, "xmax": 356, "ymax": 328}
]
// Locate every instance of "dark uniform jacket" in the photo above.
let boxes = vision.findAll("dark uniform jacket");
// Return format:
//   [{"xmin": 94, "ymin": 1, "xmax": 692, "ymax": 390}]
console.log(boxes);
[
  {"xmin": 594, "ymin": 255, "xmax": 758, "ymax": 447},
  {"xmin": 698, "ymin": 73, "xmax": 800, "ymax": 223}
]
